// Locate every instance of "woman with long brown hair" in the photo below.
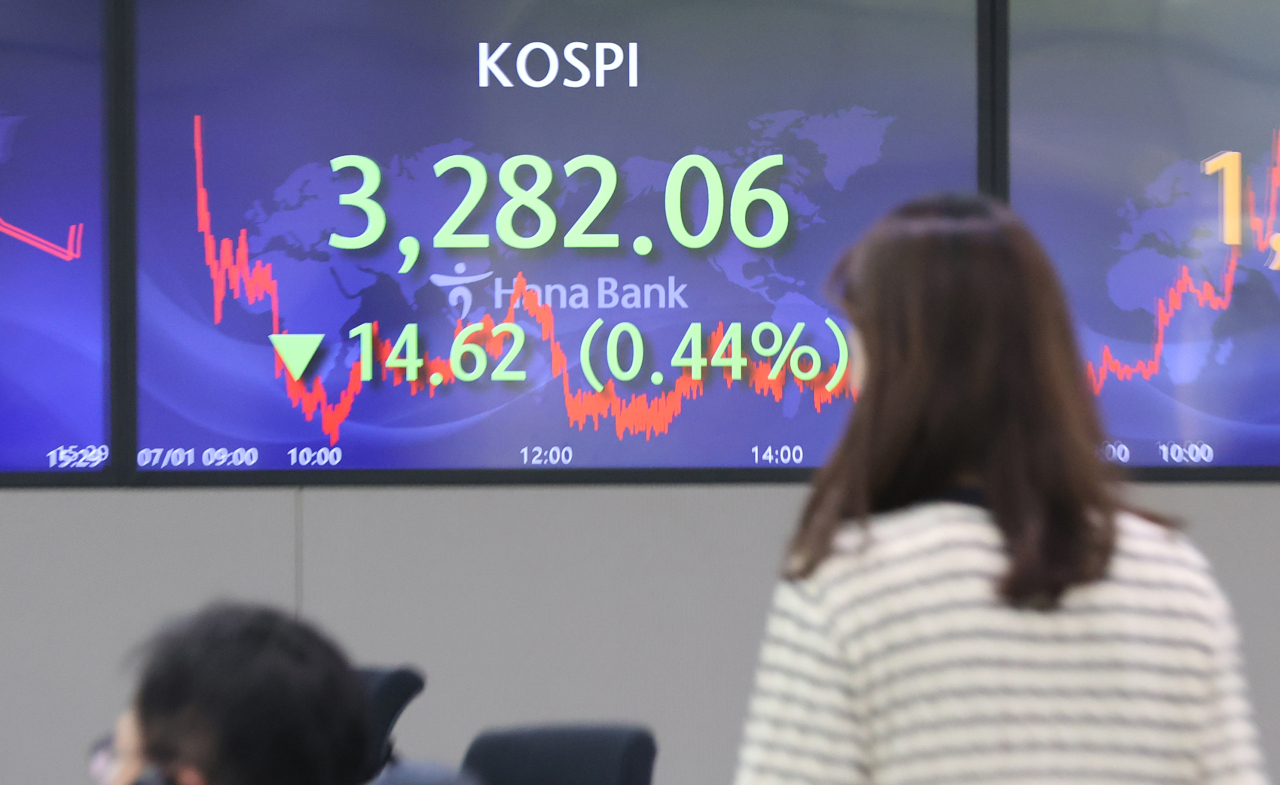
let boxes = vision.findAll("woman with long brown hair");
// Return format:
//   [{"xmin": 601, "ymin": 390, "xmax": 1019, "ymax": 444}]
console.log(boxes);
[{"xmin": 734, "ymin": 195, "xmax": 1266, "ymax": 785}]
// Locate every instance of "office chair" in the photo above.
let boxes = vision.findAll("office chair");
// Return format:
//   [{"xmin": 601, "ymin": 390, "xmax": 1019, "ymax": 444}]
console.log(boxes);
[
  {"xmin": 358, "ymin": 666, "xmax": 426, "ymax": 781},
  {"xmin": 460, "ymin": 725, "xmax": 657, "ymax": 785},
  {"xmin": 359, "ymin": 666, "xmax": 479, "ymax": 785}
]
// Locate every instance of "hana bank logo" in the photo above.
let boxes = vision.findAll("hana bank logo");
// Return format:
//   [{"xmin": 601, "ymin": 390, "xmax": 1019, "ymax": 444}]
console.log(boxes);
[{"xmin": 429, "ymin": 262, "xmax": 492, "ymax": 319}]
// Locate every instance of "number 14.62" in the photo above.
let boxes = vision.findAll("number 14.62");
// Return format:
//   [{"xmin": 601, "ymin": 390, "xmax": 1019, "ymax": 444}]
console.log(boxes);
[{"xmin": 346, "ymin": 321, "xmax": 526, "ymax": 383}]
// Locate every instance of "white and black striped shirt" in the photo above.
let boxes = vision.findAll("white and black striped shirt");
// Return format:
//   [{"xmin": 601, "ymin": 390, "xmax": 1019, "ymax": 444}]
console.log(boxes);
[{"xmin": 736, "ymin": 502, "xmax": 1267, "ymax": 785}]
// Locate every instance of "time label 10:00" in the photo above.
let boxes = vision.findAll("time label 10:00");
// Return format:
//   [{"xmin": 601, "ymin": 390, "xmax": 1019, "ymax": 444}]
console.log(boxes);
[
  {"xmin": 1158, "ymin": 441, "xmax": 1214, "ymax": 464},
  {"xmin": 288, "ymin": 447, "xmax": 343, "ymax": 466},
  {"xmin": 1099, "ymin": 441, "xmax": 1215, "ymax": 464},
  {"xmin": 328, "ymin": 152, "xmax": 790, "ymax": 254}
]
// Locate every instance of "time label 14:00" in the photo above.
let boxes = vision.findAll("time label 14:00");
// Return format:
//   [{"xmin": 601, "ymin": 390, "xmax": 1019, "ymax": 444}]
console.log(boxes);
[{"xmin": 328, "ymin": 152, "xmax": 790, "ymax": 254}]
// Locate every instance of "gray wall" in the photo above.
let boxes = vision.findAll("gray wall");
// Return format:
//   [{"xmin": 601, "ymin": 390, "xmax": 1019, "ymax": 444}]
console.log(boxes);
[{"xmin": 0, "ymin": 483, "xmax": 1275, "ymax": 784}]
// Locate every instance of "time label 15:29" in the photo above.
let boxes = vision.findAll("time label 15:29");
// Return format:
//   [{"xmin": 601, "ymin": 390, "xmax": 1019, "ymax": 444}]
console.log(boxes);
[{"xmin": 47, "ymin": 444, "xmax": 110, "ymax": 469}]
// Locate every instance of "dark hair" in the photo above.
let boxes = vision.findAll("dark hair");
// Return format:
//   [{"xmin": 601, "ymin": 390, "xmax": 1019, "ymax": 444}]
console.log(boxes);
[
  {"xmin": 134, "ymin": 602, "xmax": 370, "ymax": 785},
  {"xmin": 790, "ymin": 194, "xmax": 1168, "ymax": 608}
]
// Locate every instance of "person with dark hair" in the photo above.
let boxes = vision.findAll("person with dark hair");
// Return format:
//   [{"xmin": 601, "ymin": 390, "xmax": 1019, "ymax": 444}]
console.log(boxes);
[
  {"xmin": 735, "ymin": 195, "xmax": 1267, "ymax": 785},
  {"xmin": 105, "ymin": 602, "xmax": 370, "ymax": 785}
]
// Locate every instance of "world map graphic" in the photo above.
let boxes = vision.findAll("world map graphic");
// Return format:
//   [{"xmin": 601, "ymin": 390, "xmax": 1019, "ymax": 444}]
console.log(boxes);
[{"xmin": 196, "ymin": 105, "xmax": 892, "ymax": 448}]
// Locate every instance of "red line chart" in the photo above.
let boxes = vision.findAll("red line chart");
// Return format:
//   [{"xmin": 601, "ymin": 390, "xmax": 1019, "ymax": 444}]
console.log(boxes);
[
  {"xmin": 1085, "ymin": 131, "xmax": 1280, "ymax": 395},
  {"xmin": 193, "ymin": 115, "xmax": 850, "ymax": 445},
  {"xmin": 0, "ymin": 215, "xmax": 82, "ymax": 261}
]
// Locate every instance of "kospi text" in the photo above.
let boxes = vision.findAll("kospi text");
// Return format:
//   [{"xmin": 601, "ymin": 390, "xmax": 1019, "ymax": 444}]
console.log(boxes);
[{"xmin": 479, "ymin": 42, "xmax": 638, "ymax": 87}]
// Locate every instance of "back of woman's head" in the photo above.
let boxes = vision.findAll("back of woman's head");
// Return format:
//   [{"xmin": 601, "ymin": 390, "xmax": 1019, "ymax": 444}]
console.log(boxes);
[
  {"xmin": 792, "ymin": 193, "xmax": 1125, "ymax": 608},
  {"xmin": 135, "ymin": 603, "xmax": 370, "ymax": 785}
]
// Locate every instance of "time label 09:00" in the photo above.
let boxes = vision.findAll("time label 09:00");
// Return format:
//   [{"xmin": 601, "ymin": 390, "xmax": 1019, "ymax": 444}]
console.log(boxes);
[{"xmin": 138, "ymin": 447, "xmax": 261, "ymax": 468}]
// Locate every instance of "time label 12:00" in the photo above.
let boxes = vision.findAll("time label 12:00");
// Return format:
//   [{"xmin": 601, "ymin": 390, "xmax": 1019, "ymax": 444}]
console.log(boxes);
[{"xmin": 328, "ymin": 152, "xmax": 790, "ymax": 254}]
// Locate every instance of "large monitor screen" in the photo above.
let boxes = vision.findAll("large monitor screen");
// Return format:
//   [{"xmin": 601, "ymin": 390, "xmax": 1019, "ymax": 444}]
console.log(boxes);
[
  {"xmin": 0, "ymin": 0, "xmax": 108, "ymax": 474},
  {"xmin": 1012, "ymin": 2, "xmax": 1280, "ymax": 469},
  {"xmin": 136, "ymin": 0, "xmax": 976, "ymax": 474}
]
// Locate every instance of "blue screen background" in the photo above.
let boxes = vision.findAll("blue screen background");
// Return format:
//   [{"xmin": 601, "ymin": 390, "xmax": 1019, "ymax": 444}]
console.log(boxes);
[
  {"xmin": 0, "ymin": 0, "xmax": 107, "ymax": 472},
  {"xmin": 136, "ymin": 0, "xmax": 976, "ymax": 472},
  {"xmin": 1012, "ymin": 2, "xmax": 1280, "ymax": 468}
]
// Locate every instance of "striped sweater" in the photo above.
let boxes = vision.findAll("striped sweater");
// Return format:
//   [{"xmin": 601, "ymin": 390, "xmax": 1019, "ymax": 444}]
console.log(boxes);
[{"xmin": 735, "ymin": 502, "xmax": 1267, "ymax": 785}]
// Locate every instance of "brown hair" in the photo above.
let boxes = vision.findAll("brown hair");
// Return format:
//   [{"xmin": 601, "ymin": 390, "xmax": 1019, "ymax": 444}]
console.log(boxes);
[{"xmin": 790, "ymin": 194, "xmax": 1166, "ymax": 608}]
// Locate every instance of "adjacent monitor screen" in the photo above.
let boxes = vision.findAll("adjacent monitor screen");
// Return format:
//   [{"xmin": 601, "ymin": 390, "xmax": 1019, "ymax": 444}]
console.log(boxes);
[
  {"xmin": 136, "ymin": 0, "xmax": 976, "ymax": 474},
  {"xmin": 1012, "ymin": 2, "xmax": 1280, "ymax": 469},
  {"xmin": 0, "ymin": 0, "xmax": 108, "ymax": 474}
]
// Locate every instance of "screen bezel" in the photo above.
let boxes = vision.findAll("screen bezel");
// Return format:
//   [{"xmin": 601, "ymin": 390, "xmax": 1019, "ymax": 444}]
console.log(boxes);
[
  {"xmin": 0, "ymin": 0, "xmax": 120, "ymax": 487},
  {"xmin": 8, "ymin": 0, "xmax": 1254, "ymax": 487}
]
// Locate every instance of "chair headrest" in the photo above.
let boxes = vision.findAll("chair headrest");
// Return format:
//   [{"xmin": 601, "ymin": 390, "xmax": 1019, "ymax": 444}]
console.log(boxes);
[
  {"xmin": 358, "ymin": 666, "xmax": 426, "ymax": 781},
  {"xmin": 461, "ymin": 725, "xmax": 657, "ymax": 785}
]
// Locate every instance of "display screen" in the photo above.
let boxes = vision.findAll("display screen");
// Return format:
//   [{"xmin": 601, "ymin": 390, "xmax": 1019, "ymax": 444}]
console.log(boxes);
[
  {"xmin": 136, "ymin": 0, "xmax": 975, "ymax": 473},
  {"xmin": 1012, "ymin": 2, "xmax": 1280, "ymax": 468},
  {"xmin": 0, "ymin": 0, "xmax": 108, "ymax": 473}
]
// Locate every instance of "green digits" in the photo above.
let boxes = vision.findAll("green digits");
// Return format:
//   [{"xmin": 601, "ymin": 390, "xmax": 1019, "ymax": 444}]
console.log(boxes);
[
  {"xmin": 730, "ymin": 154, "xmax": 788, "ymax": 248},
  {"xmin": 563, "ymin": 155, "xmax": 620, "ymax": 248},
  {"xmin": 496, "ymin": 155, "xmax": 556, "ymax": 249},
  {"xmin": 329, "ymin": 155, "xmax": 386, "ymax": 249},
  {"xmin": 433, "ymin": 154, "xmax": 490, "ymax": 248},
  {"xmin": 607, "ymin": 322, "xmax": 644, "ymax": 382},
  {"xmin": 665, "ymin": 154, "xmax": 724, "ymax": 249},
  {"xmin": 451, "ymin": 323, "xmax": 488, "ymax": 381},
  {"xmin": 385, "ymin": 324, "xmax": 424, "ymax": 381}
]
